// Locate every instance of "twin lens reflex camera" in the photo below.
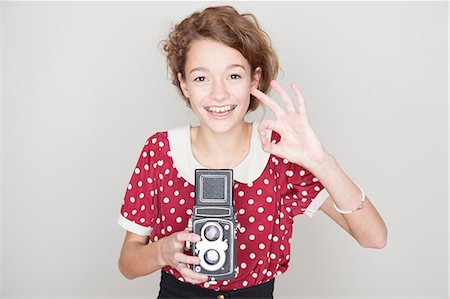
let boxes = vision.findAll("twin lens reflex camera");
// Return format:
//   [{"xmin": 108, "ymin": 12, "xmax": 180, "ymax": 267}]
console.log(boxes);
[{"xmin": 188, "ymin": 169, "xmax": 238, "ymax": 281}]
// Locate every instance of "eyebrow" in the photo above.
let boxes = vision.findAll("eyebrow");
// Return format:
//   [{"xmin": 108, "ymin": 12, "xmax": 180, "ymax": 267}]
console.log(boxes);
[{"xmin": 189, "ymin": 64, "xmax": 246, "ymax": 74}]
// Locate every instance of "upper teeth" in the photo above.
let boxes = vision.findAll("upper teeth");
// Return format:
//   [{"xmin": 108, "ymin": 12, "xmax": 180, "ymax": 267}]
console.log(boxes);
[{"xmin": 207, "ymin": 105, "xmax": 234, "ymax": 113}]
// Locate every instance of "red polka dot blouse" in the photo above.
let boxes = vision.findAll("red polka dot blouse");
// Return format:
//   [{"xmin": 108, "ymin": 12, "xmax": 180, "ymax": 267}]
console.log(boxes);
[{"xmin": 118, "ymin": 123, "xmax": 329, "ymax": 291}]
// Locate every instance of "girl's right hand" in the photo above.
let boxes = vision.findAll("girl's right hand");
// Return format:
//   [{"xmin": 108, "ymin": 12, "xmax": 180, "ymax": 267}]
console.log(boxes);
[{"xmin": 157, "ymin": 229, "xmax": 209, "ymax": 284}]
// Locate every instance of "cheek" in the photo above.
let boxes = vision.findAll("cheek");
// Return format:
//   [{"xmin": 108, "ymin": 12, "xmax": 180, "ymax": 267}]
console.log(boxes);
[
  {"xmin": 229, "ymin": 77, "xmax": 251, "ymax": 92},
  {"xmin": 229, "ymin": 85, "xmax": 251, "ymax": 103},
  {"xmin": 187, "ymin": 87, "xmax": 209, "ymax": 103}
]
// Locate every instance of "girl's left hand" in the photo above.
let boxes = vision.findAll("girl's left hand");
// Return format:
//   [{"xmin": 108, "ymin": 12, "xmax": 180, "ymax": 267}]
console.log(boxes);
[{"xmin": 251, "ymin": 80, "xmax": 327, "ymax": 168}]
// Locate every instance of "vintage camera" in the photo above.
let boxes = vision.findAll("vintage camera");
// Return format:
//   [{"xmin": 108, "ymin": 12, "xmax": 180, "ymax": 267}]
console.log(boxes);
[{"xmin": 188, "ymin": 169, "xmax": 237, "ymax": 281}]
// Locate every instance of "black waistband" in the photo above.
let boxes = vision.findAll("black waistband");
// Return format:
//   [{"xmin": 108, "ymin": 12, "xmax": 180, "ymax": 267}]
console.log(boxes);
[{"xmin": 157, "ymin": 270, "xmax": 275, "ymax": 299}]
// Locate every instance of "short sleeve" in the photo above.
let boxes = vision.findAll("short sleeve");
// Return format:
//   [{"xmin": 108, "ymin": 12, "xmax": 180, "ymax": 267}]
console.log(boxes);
[
  {"xmin": 270, "ymin": 131, "xmax": 329, "ymax": 218},
  {"xmin": 283, "ymin": 162, "xmax": 329, "ymax": 218},
  {"xmin": 117, "ymin": 134, "xmax": 161, "ymax": 236}
]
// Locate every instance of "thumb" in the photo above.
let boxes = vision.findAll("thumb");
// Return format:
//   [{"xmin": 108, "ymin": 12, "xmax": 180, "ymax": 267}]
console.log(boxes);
[{"xmin": 261, "ymin": 140, "xmax": 285, "ymax": 159}]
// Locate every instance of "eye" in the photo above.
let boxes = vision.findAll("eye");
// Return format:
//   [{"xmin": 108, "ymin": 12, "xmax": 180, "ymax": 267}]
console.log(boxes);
[
  {"xmin": 229, "ymin": 74, "xmax": 241, "ymax": 80},
  {"xmin": 194, "ymin": 76, "xmax": 206, "ymax": 82}
]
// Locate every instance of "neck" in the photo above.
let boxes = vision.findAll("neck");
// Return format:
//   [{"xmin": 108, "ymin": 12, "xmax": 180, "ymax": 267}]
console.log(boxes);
[{"xmin": 191, "ymin": 122, "xmax": 252, "ymax": 169}]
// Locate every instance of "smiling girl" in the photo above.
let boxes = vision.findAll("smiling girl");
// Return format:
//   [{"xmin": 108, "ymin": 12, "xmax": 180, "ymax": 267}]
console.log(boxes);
[{"xmin": 117, "ymin": 6, "xmax": 387, "ymax": 299}]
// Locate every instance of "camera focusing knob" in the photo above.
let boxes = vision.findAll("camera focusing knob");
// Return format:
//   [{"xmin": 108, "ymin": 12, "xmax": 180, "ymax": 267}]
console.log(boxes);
[
  {"xmin": 188, "ymin": 218, "xmax": 193, "ymax": 232},
  {"xmin": 186, "ymin": 219, "xmax": 193, "ymax": 249},
  {"xmin": 185, "ymin": 240, "xmax": 192, "ymax": 251}
]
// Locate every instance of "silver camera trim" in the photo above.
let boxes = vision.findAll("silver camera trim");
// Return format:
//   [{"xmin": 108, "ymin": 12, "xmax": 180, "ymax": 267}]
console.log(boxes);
[
  {"xmin": 194, "ymin": 206, "xmax": 232, "ymax": 218},
  {"xmin": 196, "ymin": 221, "xmax": 229, "ymax": 272}
]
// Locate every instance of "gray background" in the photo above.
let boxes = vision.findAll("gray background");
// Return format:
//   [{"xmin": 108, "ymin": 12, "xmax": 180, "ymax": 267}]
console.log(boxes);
[{"xmin": 1, "ymin": 1, "xmax": 448, "ymax": 298}]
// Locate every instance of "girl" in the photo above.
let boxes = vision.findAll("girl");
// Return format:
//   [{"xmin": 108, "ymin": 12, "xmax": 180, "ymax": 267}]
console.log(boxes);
[{"xmin": 117, "ymin": 6, "xmax": 387, "ymax": 299}]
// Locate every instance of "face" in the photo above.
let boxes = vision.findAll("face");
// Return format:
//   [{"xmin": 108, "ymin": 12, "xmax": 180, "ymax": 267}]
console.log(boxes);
[{"xmin": 178, "ymin": 39, "xmax": 261, "ymax": 134}]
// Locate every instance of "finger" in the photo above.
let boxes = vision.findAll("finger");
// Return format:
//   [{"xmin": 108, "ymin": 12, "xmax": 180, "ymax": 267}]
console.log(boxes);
[
  {"xmin": 174, "ymin": 252, "xmax": 201, "ymax": 266},
  {"xmin": 183, "ymin": 276, "xmax": 203, "ymax": 285},
  {"xmin": 258, "ymin": 119, "xmax": 278, "ymax": 134},
  {"xmin": 290, "ymin": 83, "xmax": 309, "ymax": 120},
  {"xmin": 258, "ymin": 119, "xmax": 277, "ymax": 150},
  {"xmin": 258, "ymin": 120, "xmax": 281, "ymax": 153},
  {"xmin": 183, "ymin": 274, "xmax": 209, "ymax": 285},
  {"xmin": 271, "ymin": 80, "xmax": 296, "ymax": 113},
  {"xmin": 178, "ymin": 266, "xmax": 209, "ymax": 283},
  {"xmin": 175, "ymin": 230, "xmax": 201, "ymax": 243},
  {"xmin": 258, "ymin": 119, "xmax": 277, "ymax": 148},
  {"xmin": 251, "ymin": 88, "xmax": 285, "ymax": 118},
  {"xmin": 261, "ymin": 140, "xmax": 285, "ymax": 158}
]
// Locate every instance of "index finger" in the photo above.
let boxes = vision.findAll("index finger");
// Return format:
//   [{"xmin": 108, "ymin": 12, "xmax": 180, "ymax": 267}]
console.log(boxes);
[
  {"xmin": 251, "ymin": 88, "xmax": 285, "ymax": 117},
  {"xmin": 290, "ymin": 83, "xmax": 308, "ymax": 117},
  {"xmin": 175, "ymin": 230, "xmax": 201, "ymax": 243}
]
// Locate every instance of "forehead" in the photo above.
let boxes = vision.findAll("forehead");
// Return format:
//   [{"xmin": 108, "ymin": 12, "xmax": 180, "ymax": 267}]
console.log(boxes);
[{"xmin": 185, "ymin": 39, "xmax": 250, "ymax": 71}]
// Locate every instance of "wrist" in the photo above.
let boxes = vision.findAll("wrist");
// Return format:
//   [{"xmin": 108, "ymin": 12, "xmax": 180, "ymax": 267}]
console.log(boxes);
[
  {"xmin": 154, "ymin": 238, "xmax": 168, "ymax": 268},
  {"xmin": 303, "ymin": 150, "xmax": 336, "ymax": 175}
]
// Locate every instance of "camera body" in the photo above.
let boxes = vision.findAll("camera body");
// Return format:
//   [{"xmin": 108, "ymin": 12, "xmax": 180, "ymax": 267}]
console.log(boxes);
[{"xmin": 188, "ymin": 169, "xmax": 237, "ymax": 281}]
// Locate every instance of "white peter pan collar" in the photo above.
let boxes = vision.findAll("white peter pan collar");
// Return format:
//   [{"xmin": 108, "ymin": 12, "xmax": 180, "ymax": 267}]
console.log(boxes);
[{"xmin": 168, "ymin": 123, "xmax": 271, "ymax": 185}]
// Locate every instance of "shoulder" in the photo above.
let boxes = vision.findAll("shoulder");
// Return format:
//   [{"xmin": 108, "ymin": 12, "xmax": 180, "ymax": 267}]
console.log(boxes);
[
  {"xmin": 133, "ymin": 131, "xmax": 171, "ymax": 161},
  {"xmin": 140, "ymin": 129, "xmax": 177, "ymax": 152},
  {"xmin": 145, "ymin": 131, "xmax": 169, "ymax": 146},
  {"xmin": 141, "ymin": 126, "xmax": 188, "ymax": 159}
]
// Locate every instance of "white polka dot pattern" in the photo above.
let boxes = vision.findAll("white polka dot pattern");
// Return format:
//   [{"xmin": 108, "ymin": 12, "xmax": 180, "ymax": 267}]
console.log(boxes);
[{"xmin": 118, "ymin": 130, "xmax": 324, "ymax": 291}]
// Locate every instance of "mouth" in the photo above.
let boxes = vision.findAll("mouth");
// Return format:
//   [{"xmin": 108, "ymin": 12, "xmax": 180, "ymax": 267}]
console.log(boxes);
[{"xmin": 204, "ymin": 105, "xmax": 237, "ymax": 117}]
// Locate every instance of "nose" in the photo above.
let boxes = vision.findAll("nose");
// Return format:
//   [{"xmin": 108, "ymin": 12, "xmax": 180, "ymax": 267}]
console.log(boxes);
[{"xmin": 210, "ymin": 79, "xmax": 229, "ymax": 101}]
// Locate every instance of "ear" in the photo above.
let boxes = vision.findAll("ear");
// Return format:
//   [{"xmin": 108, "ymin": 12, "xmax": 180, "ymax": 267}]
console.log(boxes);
[
  {"xmin": 177, "ymin": 72, "xmax": 190, "ymax": 98},
  {"xmin": 251, "ymin": 67, "xmax": 262, "ymax": 89}
]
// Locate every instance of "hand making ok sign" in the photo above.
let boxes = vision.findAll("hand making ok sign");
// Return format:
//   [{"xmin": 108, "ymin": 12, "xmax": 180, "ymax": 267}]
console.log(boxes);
[{"xmin": 251, "ymin": 80, "xmax": 328, "ymax": 169}]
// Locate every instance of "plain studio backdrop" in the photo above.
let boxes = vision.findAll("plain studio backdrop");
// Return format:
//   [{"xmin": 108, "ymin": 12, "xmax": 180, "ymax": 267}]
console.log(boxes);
[{"xmin": 1, "ymin": 1, "xmax": 448, "ymax": 298}]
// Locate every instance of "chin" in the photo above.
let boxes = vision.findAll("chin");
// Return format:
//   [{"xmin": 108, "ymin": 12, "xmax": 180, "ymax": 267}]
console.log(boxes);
[
  {"xmin": 197, "ymin": 109, "xmax": 245, "ymax": 132},
  {"xmin": 202, "ymin": 119, "xmax": 243, "ymax": 134}
]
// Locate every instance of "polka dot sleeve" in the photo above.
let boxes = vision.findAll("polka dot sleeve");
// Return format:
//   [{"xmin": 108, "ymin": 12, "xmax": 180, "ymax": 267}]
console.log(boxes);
[
  {"xmin": 117, "ymin": 134, "xmax": 162, "ymax": 236},
  {"xmin": 282, "ymin": 162, "xmax": 328, "ymax": 218},
  {"xmin": 271, "ymin": 132, "xmax": 329, "ymax": 218}
]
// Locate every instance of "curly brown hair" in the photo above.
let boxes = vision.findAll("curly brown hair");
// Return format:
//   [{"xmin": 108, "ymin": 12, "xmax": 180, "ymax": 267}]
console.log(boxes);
[{"xmin": 162, "ymin": 5, "xmax": 279, "ymax": 111}]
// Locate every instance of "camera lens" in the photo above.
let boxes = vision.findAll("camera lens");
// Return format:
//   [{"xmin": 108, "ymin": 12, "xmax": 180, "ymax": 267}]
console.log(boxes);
[
  {"xmin": 204, "ymin": 224, "xmax": 220, "ymax": 241},
  {"xmin": 204, "ymin": 249, "xmax": 220, "ymax": 265}
]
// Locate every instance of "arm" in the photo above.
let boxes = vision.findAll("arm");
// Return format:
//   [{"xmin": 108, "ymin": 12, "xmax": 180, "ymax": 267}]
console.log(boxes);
[
  {"xmin": 312, "ymin": 154, "xmax": 387, "ymax": 248},
  {"xmin": 118, "ymin": 230, "xmax": 208, "ymax": 283},
  {"xmin": 118, "ymin": 231, "xmax": 162, "ymax": 279},
  {"xmin": 251, "ymin": 81, "xmax": 387, "ymax": 249},
  {"xmin": 320, "ymin": 196, "xmax": 387, "ymax": 248}
]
